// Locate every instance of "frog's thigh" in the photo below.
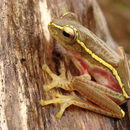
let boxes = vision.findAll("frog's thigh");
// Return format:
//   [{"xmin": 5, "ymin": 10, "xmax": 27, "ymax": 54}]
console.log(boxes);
[
  {"xmin": 41, "ymin": 92, "xmax": 124, "ymax": 119},
  {"xmin": 72, "ymin": 78, "xmax": 125, "ymax": 118}
]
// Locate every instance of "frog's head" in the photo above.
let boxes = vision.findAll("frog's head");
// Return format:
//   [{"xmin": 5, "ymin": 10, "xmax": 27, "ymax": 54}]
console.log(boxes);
[
  {"xmin": 48, "ymin": 22, "xmax": 77, "ymax": 47},
  {"xmin": 48, "ymin": 12, "xmax": 122, "ymax": 66},
  {"xmin": 48, "ymin": 12, "xmax": 84, "ymax": 52}
]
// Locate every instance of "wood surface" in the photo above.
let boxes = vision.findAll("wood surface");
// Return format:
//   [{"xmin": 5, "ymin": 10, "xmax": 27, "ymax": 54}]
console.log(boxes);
[{"xmin": 0, "ymin": 0, "xmax": 130, "ymax": 130}]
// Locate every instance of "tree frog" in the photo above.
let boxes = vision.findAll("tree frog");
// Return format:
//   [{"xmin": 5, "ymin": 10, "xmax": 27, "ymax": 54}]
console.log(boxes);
[{"xmin": 41, "ymin": 12, "xmax": 130, "ymax": 119}]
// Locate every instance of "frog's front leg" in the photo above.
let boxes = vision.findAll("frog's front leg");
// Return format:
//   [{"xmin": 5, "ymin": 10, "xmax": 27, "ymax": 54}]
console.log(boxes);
[
  {"xmin": 42, "ymin": 64, "xmax": 90, "ymax": 91},
  {"xmin": 42, "ymin": 64, "xmax": 73, "ymax": 91},
  {"xmin": 41, "ymin": 64, "xmax": 125, "ymax": 119}
]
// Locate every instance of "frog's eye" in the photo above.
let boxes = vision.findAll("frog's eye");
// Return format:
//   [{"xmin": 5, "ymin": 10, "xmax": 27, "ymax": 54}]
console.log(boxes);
[{"xmin": 62, "ymin": 26, "xmax": 76, "ymax": 43}]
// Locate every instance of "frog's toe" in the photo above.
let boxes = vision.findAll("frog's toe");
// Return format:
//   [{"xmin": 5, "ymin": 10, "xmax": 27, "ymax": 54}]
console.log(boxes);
[
  {"xmin": 43, "ymin": 64, "xmax": 59, "ymax": 79},
  {"xmin": 40, "ymin": 99, "xmax": 49, "ymax": 106},
  {"xmin": 56, "ymin": 102, "xmax": 72, "ymax": 119},
  {"xmin": 43, "ymin": 64, "xmax": 66, "ymax": 79},
  {"xmin": 40, "ymin": 97, "xmax": 64, "ymax": 106},
  {"xmin": 44, "ymin": 82, "xmax": 58, "ymax": 91}
]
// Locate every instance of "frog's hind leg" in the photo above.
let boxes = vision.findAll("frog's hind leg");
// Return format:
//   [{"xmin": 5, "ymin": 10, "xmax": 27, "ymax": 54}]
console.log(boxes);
[
  {"xmin": 42, "ymin": 64, "xmax": 125, "ymax": 119},
  {"xmin": 41, "ymin": 91, "xmax": 124, "ymax": 119}
]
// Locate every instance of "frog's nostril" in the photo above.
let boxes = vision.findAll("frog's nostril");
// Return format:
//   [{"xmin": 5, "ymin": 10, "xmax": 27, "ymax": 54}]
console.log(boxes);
[{"xmin": 49, "ymin": 21, "xmax": 53, "ymax": 25}]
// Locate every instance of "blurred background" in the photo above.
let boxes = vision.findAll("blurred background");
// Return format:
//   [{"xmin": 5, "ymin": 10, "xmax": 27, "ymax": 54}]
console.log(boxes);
[{"xmin": 98, "ymin": 0, "xmax": 130, "ymax": 53}]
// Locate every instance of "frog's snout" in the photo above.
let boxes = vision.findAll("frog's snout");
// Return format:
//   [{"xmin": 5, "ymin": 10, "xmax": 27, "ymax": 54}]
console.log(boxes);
[
  {"xmin": 48, "ymin": 21, "xmax": 53, "ymax": 26},
  {"xmin": 48, "ymin": 22, "xmax": 55, "ymax": 35},
  {"xmin": 48, "ymin": 22, "xmax": 53, "ymax": 30},
  {"xmin": 48, "ymin": 22, "xmax": 61, "ymax": 37}
]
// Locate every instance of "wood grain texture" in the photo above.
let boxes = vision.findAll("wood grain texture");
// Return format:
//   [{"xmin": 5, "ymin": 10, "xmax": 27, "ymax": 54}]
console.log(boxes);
[{"xmin": 0, "ymin": 0, "xmax": 129, "ymax": 130}]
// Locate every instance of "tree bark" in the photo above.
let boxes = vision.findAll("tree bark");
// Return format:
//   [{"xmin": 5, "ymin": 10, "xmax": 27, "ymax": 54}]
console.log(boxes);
[{"xmin": 0, "ymin": 0, "xmax": 129, "ymax": 130}]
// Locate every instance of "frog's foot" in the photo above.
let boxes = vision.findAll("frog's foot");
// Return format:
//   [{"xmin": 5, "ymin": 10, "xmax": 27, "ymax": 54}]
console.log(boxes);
[
  {"xmin": 41, "ymin": 91, "xmax": 124, "ymax": 119},
  {"xmin": 40, "ymin": 92, "xmax": 87, "ymax": 119},
  {"xmin": 43, "ymin": 64, "xmax": 73, "ymax": 91}
]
